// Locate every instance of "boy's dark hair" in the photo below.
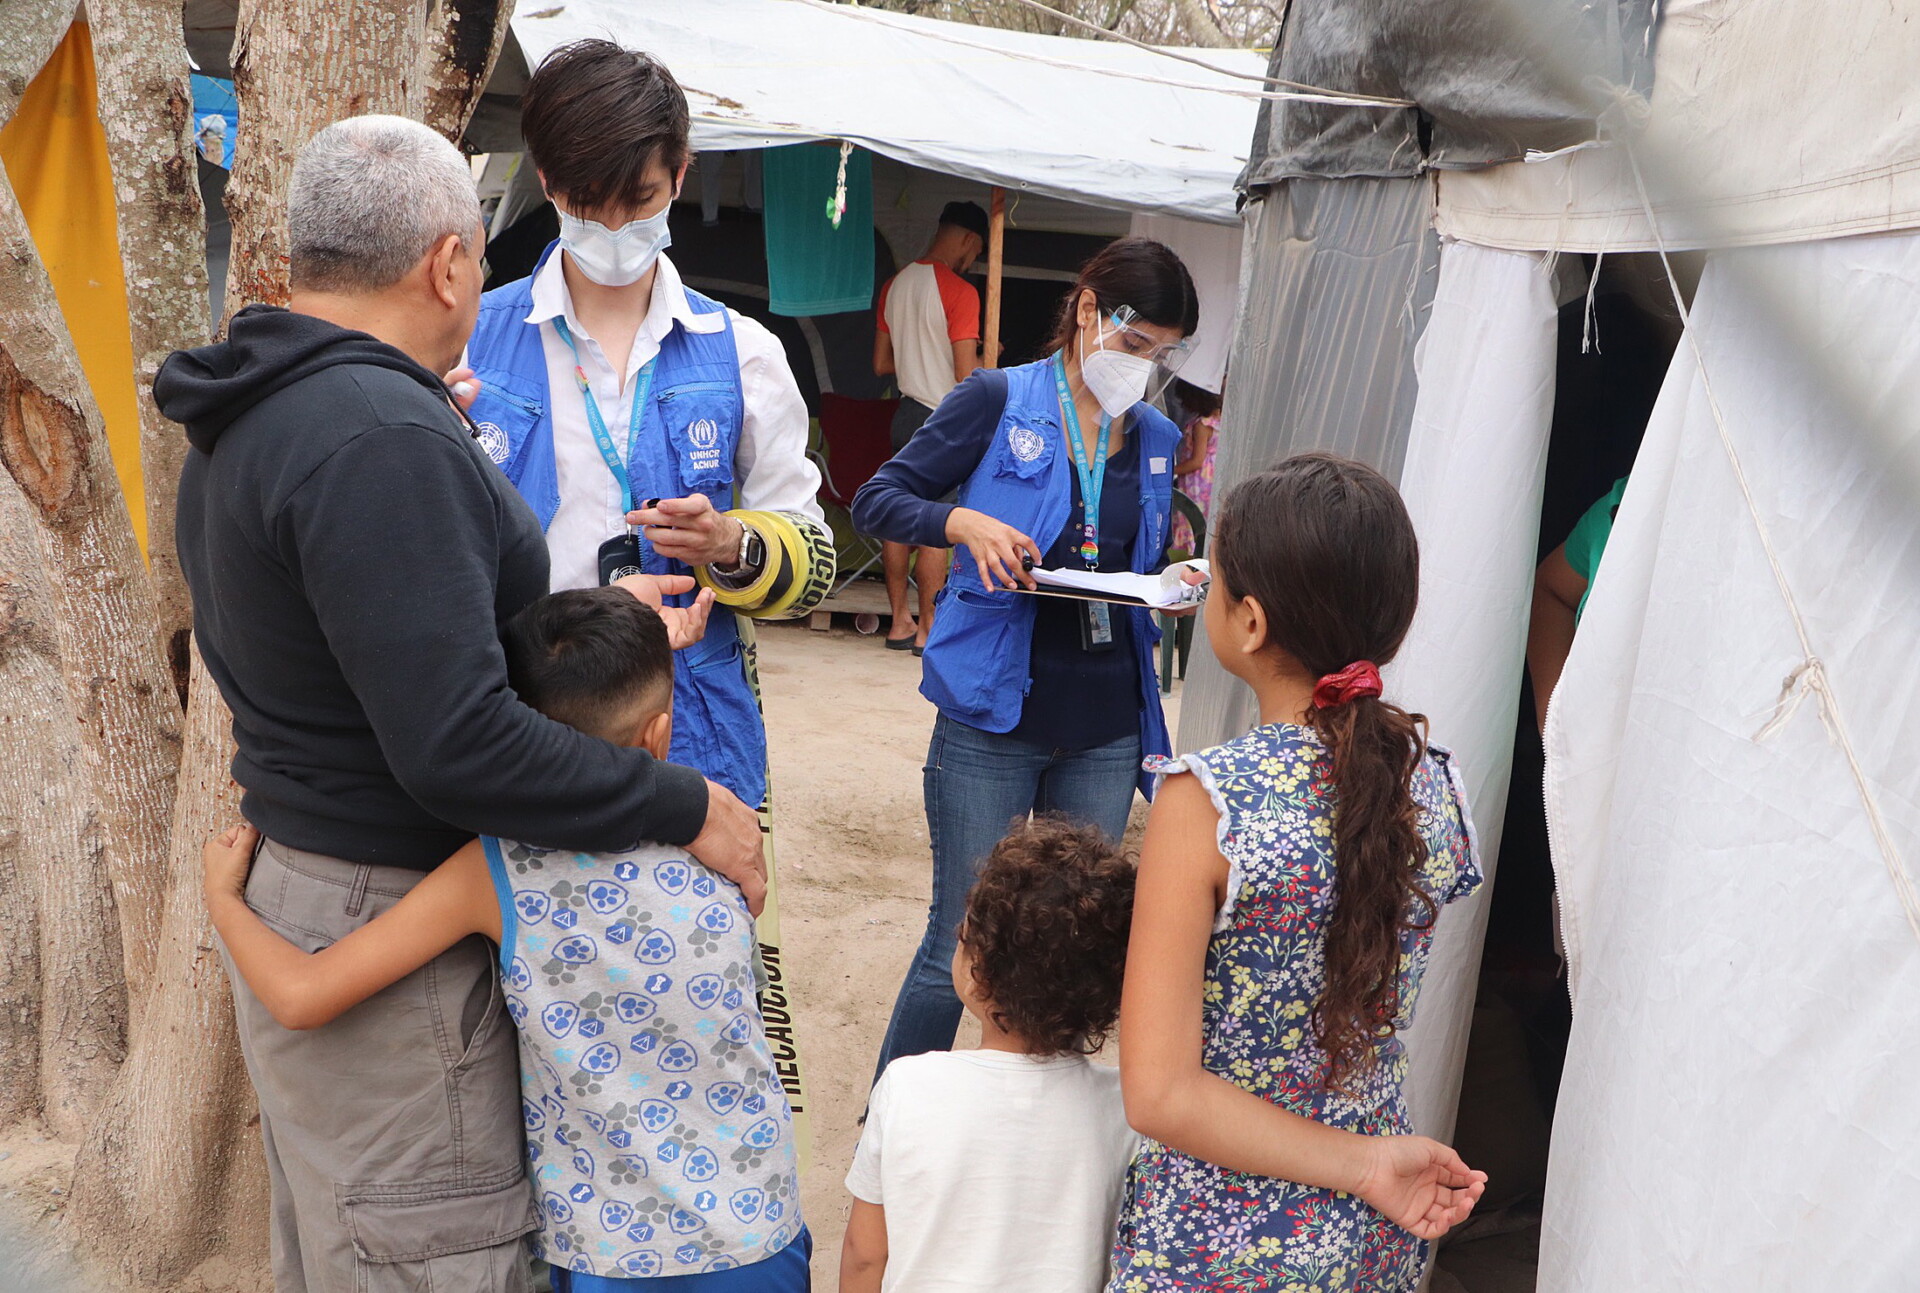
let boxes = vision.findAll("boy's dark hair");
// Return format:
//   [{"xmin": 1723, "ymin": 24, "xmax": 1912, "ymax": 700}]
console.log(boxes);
[
  {"xmin": 520, "ymin": 39, "xmax": 690, "ymax": 213},
  {"xmin": 1212, "ymin": 452, "xmax": 1429, "ymax": 1093},
  {"xmin": 502, "ymin": 587, "xmax": 672, "ymax": 741},
  {"xmin": 959, "ymin": 816, "xmax": 1136, "ymax": 1056}
]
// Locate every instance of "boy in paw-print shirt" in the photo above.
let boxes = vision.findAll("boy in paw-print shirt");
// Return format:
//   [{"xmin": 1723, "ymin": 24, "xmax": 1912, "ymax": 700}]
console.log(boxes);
[{"xmin": 204, "ymin": 588, "xmax": 808, "ymax": 1291}]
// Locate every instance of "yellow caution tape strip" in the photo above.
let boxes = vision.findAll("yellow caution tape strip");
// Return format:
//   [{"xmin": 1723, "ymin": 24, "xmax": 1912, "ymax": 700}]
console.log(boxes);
[{"xmin": 697, "ymin": 510, "xmax": 836, "ymax": 621}]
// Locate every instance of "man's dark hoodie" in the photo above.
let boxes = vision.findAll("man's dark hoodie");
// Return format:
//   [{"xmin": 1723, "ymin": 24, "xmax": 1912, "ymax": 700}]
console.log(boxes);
[{"xmin": 159, "ymin": 305, "xmax": 707, "ymax": 868}]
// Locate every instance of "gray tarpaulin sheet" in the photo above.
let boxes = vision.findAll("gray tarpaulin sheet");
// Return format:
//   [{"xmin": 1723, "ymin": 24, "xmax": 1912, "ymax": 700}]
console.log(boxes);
[
  {"xmin": 1242, "ymin": 0, "xmax": 1655, "ymax": 187},
  {"xmin": 1174, "ymin": 176, "xmax": 1437, "ymax": 752}
]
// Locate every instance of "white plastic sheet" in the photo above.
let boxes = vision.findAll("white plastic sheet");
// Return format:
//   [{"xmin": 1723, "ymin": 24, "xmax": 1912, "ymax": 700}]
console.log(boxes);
[
  {"xmin": 507, "ymin": 0, "xmax": 1263, "ymax": 224},
  {"xmin": 1436, "ymin": 0, "xmax": 1920, "ymax": 251},
  {"xmin": 1540, "ymin": 232, "xmax": 1920, "ymax": 1287},
  {"xmin": 1128, "ymin": 213, "xmax": 1242, "ymax": 395},
  {"xmin": 1389, "ymin": 241, "xmax": 1559, "ymax": 1140}
]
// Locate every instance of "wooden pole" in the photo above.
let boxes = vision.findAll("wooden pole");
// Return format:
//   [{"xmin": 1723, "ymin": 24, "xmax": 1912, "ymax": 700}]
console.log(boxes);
[{"xmin": 984, "ymin": 185, "xmax": 1006, "ymax": 367}]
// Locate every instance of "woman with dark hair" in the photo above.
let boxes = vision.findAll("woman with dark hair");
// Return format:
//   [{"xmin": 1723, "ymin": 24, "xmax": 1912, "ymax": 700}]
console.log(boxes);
[
  {"xmin": 853, "ymin": 236, "xmax": 1199, "ymax": 1075},
  {"xmin": 1111, "ymin": 454, "xmax": 1487, "ymax": 1289}
]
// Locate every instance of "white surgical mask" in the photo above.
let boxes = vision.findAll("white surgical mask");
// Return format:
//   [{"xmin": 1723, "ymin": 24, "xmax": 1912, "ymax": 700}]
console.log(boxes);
[
  {"xmin": 555, "ymin": 204, "xmax": 673, "ymax": 287},
  {"xmin": 1079, "ymin": 320, "xmax": 1155, "ymax": 418}
]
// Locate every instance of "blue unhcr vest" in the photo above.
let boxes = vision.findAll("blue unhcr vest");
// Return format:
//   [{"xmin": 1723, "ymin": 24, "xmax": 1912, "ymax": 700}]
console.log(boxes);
[
  {"xmin": 467, "ymin": 245, "xmax": 768, "ymax": 807},
  {"xmin": 917, "ymin": 357, "xmax": 1179, "ymax": 797}
]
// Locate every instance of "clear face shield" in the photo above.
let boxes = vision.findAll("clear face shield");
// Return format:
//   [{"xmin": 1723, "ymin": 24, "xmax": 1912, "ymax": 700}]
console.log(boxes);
[{"xmin": 1101, "ymin": 305, "xmax": 1192, "ymax": 405}]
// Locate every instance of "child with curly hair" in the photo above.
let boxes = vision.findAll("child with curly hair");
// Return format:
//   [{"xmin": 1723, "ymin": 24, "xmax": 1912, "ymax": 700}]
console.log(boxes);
[
  {"xmin": 839, "ymin": 816, "xmax": 1138, "ymax": 1292},
  {"xmin": 1109, "ymin": 454, "xmax": 1487, "ymax": 1291}
]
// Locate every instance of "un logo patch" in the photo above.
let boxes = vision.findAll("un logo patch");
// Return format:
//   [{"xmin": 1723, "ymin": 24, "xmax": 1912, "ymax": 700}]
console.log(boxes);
[
  {"xmin": 475, "ymin": 420, "xmax": 511, "ymax": 465},
  {"xmin": 688, "ymin": 418, "xmax": 719, "ymax": 450},
  {"xmin": 1008, "ymin": 425, "xmax": 1045, "ymax": 462}
]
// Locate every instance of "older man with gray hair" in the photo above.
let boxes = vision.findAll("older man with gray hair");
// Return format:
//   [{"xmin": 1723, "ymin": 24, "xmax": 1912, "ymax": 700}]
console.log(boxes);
[{"xmin": 157, "ymin": 115, "xmax": 763, "ymax": 1293}]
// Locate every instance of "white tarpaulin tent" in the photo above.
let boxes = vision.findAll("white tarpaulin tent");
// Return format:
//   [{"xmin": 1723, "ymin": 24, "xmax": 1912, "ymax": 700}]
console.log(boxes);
[
  {"xmin": 505, "ymin": 0, "xmax": 1266, "ymax": 225},
  {"xmin": 1434, "ymin": 0, "xmax": 1920, "ymax": 249},
  {"xmin": 1373, "ymin": 1, "xmax": 1920, "ymax": 1285}
]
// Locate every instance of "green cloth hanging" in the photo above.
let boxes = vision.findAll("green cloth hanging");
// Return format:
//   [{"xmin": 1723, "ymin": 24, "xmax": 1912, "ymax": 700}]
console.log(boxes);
[{"xmin": 762, "ymin": 142, "xmax": 873, "ymax": 317}]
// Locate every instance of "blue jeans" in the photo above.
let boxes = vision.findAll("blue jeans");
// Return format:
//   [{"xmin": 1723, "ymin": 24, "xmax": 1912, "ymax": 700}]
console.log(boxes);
[{"xmin": 873, "ymin": 714, "xmax": 1141, "ymax": 1080}]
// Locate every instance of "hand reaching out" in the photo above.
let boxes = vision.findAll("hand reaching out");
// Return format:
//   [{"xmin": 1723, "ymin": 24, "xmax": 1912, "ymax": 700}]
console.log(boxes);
[
  {"xmin": 612, "ymin": 572, "xmax": 716, "ymax": 650},
  {"xmin": 1352, "ymin": 1135, "xmax": 1487, "ymax": 1240}
]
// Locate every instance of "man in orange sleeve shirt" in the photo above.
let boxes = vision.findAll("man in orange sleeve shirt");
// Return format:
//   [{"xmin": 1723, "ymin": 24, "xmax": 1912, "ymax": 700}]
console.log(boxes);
[{"xmin": 873, "ymin": 200, "xmax": 987, "ymax": 652}]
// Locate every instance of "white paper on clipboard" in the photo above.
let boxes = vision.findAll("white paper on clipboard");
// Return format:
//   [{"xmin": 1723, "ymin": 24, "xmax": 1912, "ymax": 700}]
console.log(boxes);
[{"xmin": 1019, "ymin": 559, "xmax": 1210, "ymax": 609}]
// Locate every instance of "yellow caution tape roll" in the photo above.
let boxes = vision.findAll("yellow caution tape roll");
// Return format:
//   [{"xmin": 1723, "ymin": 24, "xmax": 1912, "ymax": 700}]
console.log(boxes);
[{"xmin": 696, "ymin": 510, "xmax": 836, "ymax": 621}]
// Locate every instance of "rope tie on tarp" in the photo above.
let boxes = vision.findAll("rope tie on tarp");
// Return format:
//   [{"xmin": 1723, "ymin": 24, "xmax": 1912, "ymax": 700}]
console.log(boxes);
[{"xmin": 1620, "ymin": 137, "xmax": 1920, "ymax": 946}]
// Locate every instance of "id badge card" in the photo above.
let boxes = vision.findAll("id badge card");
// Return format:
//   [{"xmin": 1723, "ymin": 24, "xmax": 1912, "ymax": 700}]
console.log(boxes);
[
  {"xmin": 597, "ymin": 532, "xmax": 644, "ymax": 586},
  {"xmin": 1079, "ymin": 599, "xmax": 1116, "ymax": 653}
]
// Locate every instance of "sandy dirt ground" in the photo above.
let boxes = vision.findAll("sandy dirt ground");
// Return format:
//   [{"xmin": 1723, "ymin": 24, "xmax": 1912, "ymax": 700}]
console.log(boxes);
[
  {"xmin": 0, "ymin": 613, "xmax": 1530, "ymax": 1291},
  {"xmin": 755, "ymin": 617, "xmax": 1172, "ymax": 1285}
]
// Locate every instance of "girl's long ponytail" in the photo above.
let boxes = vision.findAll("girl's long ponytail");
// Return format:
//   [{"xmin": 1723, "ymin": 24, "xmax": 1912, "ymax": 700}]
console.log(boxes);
[
  {"xmin": 1212, "ymin": 453, "xmax": 1430, "ymax": 1093},
  {"xmin": 1305, "ymin": 694, "xmax": 1435, "ymax": 1091}
]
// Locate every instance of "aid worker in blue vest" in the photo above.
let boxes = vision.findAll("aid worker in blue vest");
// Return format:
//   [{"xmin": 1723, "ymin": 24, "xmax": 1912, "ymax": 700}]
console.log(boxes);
[
  {"xmin": 852, "ymin": 238, "xmax": 1200, "ymax": 1075},
  {"xmin": 461, "ymin": 40, "xmax": 834, "ymax": 822}
]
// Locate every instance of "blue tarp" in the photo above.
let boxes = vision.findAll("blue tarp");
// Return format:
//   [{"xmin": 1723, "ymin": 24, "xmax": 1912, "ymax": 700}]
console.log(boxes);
[{"xmin": 190, "ymin": 73, "xmax": 235, "ymax": 169}]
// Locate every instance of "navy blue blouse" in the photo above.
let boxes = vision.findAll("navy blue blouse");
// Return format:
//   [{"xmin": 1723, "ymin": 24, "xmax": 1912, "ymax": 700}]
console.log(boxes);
[{"xmin": 853, "ymin": 368, "xmax": 1150, "ymax": 751}]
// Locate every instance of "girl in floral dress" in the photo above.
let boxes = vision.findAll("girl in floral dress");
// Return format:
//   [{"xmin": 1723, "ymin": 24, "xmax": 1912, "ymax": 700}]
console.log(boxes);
[
  {"xmin": 1109, "ymin": 453, "xmax": 1487, "ymax": 1292},
  {"xmin": 1169, "ymin": 380, "xmax": 1221, "ymax": 558}
]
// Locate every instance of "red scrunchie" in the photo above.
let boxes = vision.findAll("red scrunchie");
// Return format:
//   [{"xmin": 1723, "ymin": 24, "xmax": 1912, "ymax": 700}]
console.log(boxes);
[{"xmin": 1312, "ymin": 661, "xmax": 1384, "ymax": 709}]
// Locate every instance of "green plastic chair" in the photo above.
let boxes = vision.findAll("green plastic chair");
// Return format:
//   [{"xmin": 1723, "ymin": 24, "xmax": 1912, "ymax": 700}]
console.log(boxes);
[{"xmin": 1159, "ymin": 489, "xmax": 1206, "ymax": 696}]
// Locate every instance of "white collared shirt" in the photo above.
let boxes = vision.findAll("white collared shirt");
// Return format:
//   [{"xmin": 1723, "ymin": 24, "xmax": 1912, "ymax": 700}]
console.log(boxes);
[{"xmin": 522, "ymin": 252, "xmax": 825, "ymax": 592}]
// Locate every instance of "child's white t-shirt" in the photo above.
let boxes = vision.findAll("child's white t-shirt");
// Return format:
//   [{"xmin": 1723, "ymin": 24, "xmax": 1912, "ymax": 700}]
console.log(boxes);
[{"xmin": 845, "ymin": 1050, "xmax": 1140, "ymax": 1292}]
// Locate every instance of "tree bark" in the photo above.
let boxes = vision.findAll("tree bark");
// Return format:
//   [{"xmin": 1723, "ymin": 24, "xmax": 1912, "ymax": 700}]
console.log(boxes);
[
  {"xmin": 223, "ymin": 0, "xmax": 431, "ymax": 317},
  {"xmin": 70, "ymin": 647, "xmax": 268, "ymax": 1288},
  {"xmin": 419, "ymin": 0, "xmax": 514, "ymax": 143},
  {"xmin": 1165, "ymin": 0, "xmax": 1233, "ymax": 45},
  {"xmin": 0, "ymin": 0, "xmax": 72, "ymax": 125},
  {"xmin": 0, "ymin": 473, "xmax": 127, "ymax": 1139},
  {"xmin": 0, "ymin": 165, "xmax": 181, "ymax": 994},
  {"xmin": 89, "ymin": 0, "xmax": 214, "ymax": 700},
  {"xmin": 65, "ymin": 5, "xmax": 446, "ymax": 1281}
]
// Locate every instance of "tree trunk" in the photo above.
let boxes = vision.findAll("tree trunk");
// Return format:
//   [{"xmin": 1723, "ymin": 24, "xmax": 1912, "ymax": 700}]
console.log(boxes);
[
  {"xmin": 70, "ymin": 647, "xmax": 268, "ymax": 1288},
  {"xmin": 88, "ymin": 0, "xmax": 213, "ymax": 700},
  {"xmin": 0, "ymin": 475, "xmax": 128, "ymax": 1139},
  {"xmin": 223, "ymin": 0, "xmax": 431, "ymax": 317},
  {"xmin": 419, "ymin": 0, "xmax": 514, "ymax": 143},
  {"xmin": 0, "ymin": 0, "xmax": 73, "ymax": 124},
  {"xmin": 66, "ymin": 4, "xmax": 449, "ymax": 1281},
  {"xmin": 0, "ymin": 166, "xmax": 180, "ymax": 995}
]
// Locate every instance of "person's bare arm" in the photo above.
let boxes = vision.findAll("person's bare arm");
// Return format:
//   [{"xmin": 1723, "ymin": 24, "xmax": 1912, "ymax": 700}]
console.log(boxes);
[
  {"xmin": 1173, "ymin": 418, "xmax": 1213, "ymax": 477},
  {"xmin": 1119, "ymin": 774, "xmax": 1486, "ymax": 1240},
  {"xmin": 873, "ymin": 330, "xmax": 895, "ymax": 378},
  {"xmin": 838, "ymin": 1199, "xmax": 888, "ymax": 1293},
  {"xmin": 1527, "ymin": 543, "xmax": 1587, "ymax": 733},
  {"xmin": 951, "ymin": 338, "xmax": 981, "ymax": 383},
  {"xmin": 203, "ymin": 825, "xmax": 501, "ymax": 1030}
]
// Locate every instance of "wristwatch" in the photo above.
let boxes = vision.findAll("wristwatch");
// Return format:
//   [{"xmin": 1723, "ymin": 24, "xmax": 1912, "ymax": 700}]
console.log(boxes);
[{"xmin": 714, "ymin": 517, "xmax": 765, "ymax": 579}]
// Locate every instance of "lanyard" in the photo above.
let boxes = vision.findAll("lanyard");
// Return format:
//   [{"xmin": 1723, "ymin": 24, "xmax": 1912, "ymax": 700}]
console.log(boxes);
[
  {"xmin": 1054, "ymin": 352, "xmax": 1111, "ymax": 569},
  {"xmin": 552, "ymin": 317, "xmax": 656, "ymax": 517}
]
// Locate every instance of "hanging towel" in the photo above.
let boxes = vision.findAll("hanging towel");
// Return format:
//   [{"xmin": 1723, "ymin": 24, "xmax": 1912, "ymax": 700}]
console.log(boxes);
[{"xmin": 762, "ymin": 142, "xmax": 873, "ymax": 317}]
